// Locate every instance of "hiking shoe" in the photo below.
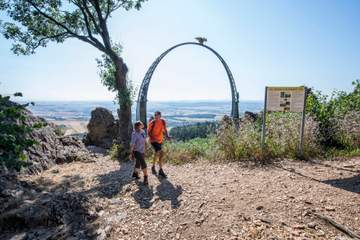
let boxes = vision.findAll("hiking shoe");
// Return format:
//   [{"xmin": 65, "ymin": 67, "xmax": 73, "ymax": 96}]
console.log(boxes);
[
  {"xmin": 158, "ymin": 168, "xmax": 167, "ymax": 178},
  {"xmin": 151, "ymin": 165, "xmax": 157, "ymax": 175},
  {"xmin": 132, "ymin": 171, "xmax": 140, "ymax": 179},
  {"xmin": 143, "ymin": 176, "xmax": 149, "ymax": 185}
]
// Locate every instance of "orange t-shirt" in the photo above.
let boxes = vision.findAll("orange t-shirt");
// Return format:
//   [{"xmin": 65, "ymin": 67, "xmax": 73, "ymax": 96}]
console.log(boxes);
[{"xmin": 148, "ymin": 118, "xmax": 166, "ymax": 143}]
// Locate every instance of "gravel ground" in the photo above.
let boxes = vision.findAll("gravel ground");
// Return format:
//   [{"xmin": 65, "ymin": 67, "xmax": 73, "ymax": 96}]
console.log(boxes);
[{"xmin": 8, "ymin": 156, "xmax": 360, "ymax": 240}]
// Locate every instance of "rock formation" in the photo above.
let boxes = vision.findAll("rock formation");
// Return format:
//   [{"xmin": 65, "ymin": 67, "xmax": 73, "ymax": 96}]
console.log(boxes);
[
  {"xmin": 84, "ymin": 107, "xmax": 118, "ymax": 149},
  {"xmin": 1, "ymin": 99, "xmax": 92, "ymax": 174}
]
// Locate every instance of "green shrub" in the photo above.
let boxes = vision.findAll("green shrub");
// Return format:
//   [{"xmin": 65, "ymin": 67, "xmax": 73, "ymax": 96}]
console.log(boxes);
[
  {"xmin": 161, "ymin": 112, "xmax": 322, "ymax": 165},
  {"xmin": 333, "ymin": 110, "xmax": 360, "ymax": 149},
  {"xmin": 109, "ymin": 143, "xmax": 121, "ymax": 160},
  {"xmin": 306, "ymin": 80, "xmax": 360, "ymax": 149},
  {"xmin": 54, "ymin": 124, "xmax": 66, "ymax": 136},
  {"xmin": 215, "ymin": 117, "xmax": 262, "ymax": 161},
  {"xmin": 0, "ymin": 94, "xmax": 40, "ymax": 170},
  {"xmin": 162, "ymin": 138, "xmax": 216, "ymax": 165},
  {"xmin": 264, "ymin": 113, "xmax": 322, "ymax": 159},
  {"xmin": 109, "ymin": 143, "xmax": 130, "ymax": 160},
  {"xmin": 214, "ymin": 113, "xmax": 321, "ymax": 162},
  {"xmin": 170, "ymin": 122, "xmax": 217, "ymax": 141}
]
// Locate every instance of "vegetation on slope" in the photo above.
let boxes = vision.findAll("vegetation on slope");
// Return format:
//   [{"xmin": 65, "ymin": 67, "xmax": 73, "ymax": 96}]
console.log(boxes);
[
  {"xmin": 0, "ymin": 94, "xmax": 40, "ymax": 170},
  {"xmin": 158, "ymin": 81, "xmax": 360, "ymax": 164}
]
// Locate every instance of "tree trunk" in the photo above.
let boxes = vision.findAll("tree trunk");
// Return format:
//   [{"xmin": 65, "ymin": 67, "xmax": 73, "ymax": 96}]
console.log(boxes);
[{"xmin": 114, "ymin": 58, "xmax": 132, "ymax": 160}]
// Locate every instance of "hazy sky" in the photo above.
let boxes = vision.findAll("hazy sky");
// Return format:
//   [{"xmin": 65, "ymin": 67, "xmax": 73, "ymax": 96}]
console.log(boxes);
[{"xmin": 1, "ymin": 0, "xmax": 359, "ymax": 101}]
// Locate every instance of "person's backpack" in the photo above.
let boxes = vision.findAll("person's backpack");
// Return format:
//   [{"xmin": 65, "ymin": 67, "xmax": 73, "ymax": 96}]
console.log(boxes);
[{"xmin": 148, "ymin": 119, "xmax": 165, "ymax": 138}]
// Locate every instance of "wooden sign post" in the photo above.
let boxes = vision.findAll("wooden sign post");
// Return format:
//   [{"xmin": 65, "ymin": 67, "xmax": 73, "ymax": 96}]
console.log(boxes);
[{"xmin": 261, "ymin": 86, "xmax": 307, "ymax": 156}]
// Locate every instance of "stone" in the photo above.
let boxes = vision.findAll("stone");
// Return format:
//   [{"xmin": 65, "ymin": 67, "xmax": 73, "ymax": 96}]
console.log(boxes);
[
  {"xmin": 291, "ymin": 230, "xmax": 301, "ymax": 237},
  {"xmin": 325, "ymin": 206, "xmax": 335, "ymax": 211},
  {"xmin": 335, "ymin": 235, "xmax": 351, "ymax": 240},
  {"xmin": 84, "ymin": 107, "xmax": 118, "ymax": 149},
  {"xmin": 293, "ymin": 224, "xmax": 305, "ymax": 230},
  {"xmin": 256, "ymin": 205, "xmax": 264, "ymax": 211},
  {"xmin": 260, "ymin": 217, "xmax": 272, "ymax": 224},
  {"xmin": 96, "ymin": 229, "xmax": 106, "ymax": 240},
  {"xmin": 317, "ymin": 230, "xmax": 325, "ymax": 236},
  {"xmin": 228, "ymin": 228, "xmax": 238, "ymax": 236},
  {"xmin": 307, "ymin": 222, "xmax": 317, "ymax": 229}
]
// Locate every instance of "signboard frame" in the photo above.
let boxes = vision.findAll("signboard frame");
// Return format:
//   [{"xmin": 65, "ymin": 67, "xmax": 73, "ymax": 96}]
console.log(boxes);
[{"xmin": 261, "ymin": 86, "xmax": 307, "ymax": 156}]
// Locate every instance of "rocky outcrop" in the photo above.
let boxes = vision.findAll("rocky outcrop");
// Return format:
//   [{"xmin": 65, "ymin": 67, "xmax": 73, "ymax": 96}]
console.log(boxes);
[
  {"xmin": 23, "ymin": 117, "xmax": 92, "ymax": 174},
  {"xmin": 1, "ymin": 99, "xmax": 92, "ymax": 174},
  {"xmin": 26, "ymin": 128, "xmax": 91, "ymax": 174},
  {"xmin": 84, "ymin": 107, "xmax": 118, "ymax": 149},
  {"xmin": 0, "ymin": 170, "xmax": 96, "ymax": 239}
]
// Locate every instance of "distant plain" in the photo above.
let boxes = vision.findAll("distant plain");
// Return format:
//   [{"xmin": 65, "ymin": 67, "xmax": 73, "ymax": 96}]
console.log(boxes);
[{"xmin": 27, "ymin": 100, "xmax": 263, "ymax": 134}]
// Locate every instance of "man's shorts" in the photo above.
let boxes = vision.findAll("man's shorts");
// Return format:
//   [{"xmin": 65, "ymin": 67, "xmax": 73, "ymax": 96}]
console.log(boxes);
[{"xmin": 151, "ymin": 142, "xmax": 162, "ymax": 152}]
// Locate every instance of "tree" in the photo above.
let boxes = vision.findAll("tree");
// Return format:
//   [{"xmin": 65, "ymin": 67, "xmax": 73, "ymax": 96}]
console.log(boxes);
[{"xmin": 0, "ymin": 0, "xmax": 146, "ymax": 159}]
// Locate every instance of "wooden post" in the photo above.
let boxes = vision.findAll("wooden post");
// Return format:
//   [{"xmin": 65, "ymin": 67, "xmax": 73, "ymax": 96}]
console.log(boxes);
[
  {"xmin": 261, "ymin": 87, "xmax": 268, "ymax": 150},
  {"xmin": 298, "ymin": 87, "xmax": 307, "ymax": 156}
]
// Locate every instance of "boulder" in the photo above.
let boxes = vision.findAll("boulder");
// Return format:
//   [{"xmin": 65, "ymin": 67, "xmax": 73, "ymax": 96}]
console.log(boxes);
[
  {"xmin": 244, "ymin": 111, "xmax": 259, "ymax": 122},
  {"xmin": 84, "ymin": 107, "xmax": 118, "ymax": 149}
]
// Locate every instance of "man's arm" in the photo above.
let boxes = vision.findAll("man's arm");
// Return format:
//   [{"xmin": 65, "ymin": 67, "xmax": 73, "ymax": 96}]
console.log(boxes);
[
  {"xmin": 163, "ymin": 120, "xmax": 171, "ymax": 140},
  {"xmin": 147, "ymin": 121, "xmax": 153, "ymax": 139}
]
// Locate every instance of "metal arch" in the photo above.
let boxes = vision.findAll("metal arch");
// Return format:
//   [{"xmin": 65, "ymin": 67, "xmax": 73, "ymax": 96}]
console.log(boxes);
[{"xmin": 136, "ymin": 42, "xmax": 240, "ymax": 126}]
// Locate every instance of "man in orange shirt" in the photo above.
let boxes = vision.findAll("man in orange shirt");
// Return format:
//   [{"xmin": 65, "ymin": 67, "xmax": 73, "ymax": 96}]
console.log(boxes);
[{"xmin": 147, "ymin": 111, "xmax": 170, "ymax": 178}]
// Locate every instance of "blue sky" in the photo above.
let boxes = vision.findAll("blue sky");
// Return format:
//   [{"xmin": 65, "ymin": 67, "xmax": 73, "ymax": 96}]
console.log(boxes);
[{"xmin": 1, "ymin": 0, "xmax": 359, "ymax": 101}]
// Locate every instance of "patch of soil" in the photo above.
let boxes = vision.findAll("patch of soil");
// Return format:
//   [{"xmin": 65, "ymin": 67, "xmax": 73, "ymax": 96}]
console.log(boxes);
[{"xmin": 1, "ymin": 157, "xmax": 359, "ymax": 240}]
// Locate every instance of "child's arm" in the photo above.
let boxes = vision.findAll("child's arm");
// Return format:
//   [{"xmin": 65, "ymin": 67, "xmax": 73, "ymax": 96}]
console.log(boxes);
[
  {"xmin": 130, "ymin": 132, "xmax": 136, "ymax": 160},
  {"xmin": 130, "ymin": 144, "xmax": 135, "ymax": 160},
  {"xmin": 144, "ymin": 140, "xmax": 148, "ymax": 156}
]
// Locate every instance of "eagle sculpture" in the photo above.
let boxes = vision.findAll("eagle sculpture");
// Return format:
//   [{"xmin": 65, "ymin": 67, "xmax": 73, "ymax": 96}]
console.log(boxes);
[{"xmin": 195, "ymin": 37, "xmax": 207, "ymax": 45}]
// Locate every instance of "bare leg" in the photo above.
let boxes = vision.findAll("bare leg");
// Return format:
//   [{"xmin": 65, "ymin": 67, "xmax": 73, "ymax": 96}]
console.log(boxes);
[
  {"xmin": 158, "ymin": 150, "xmax": 167, "ymax": 178},
  {"xmin": 142, "ymin": 168, "xmax": 149, "ymax": 185},
  {"xmin": 158, "ymin": 150, "xmax": 164, "ymax": 169},
  {"xmin": 152, "ymin": 152, "xmax": 159, "ymax": 174},
  {"xmin": 152, "ymin": 152, "xmax": 158, "ymax": 167}
]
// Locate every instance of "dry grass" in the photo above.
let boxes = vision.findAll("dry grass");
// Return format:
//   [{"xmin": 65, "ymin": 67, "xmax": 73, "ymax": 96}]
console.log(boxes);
[
  {"xmin": 111, "ymin": 112, "xmax": 358, "ymax": 164},
  {"xmin": 335, "ymin": 110, "xmax": 360, "ymax": 149}
]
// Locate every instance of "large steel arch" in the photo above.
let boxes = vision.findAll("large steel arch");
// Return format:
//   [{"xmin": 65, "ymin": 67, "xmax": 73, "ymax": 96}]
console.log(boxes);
[{"xmin": 136, "ymin": 42, "xmax": 240, "ymax": 127}]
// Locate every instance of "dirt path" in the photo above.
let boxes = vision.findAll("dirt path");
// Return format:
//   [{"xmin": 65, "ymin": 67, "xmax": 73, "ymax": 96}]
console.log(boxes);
[{"xmin": 7, "ymin": 157, "xmax": 360, "ymax": 239}]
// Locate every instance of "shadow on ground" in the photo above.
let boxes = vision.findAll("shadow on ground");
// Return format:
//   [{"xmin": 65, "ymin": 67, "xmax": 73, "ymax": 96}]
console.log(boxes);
[
  {"xmin": 131, "ymin": 174, "xmax": 183, "ymax": 209},
  {"xmin": 132, "ymin": 182, "xmax": 154, "ymax": 209},
  {"xmin": 89, "ymin": 160, "xmax": 134, "ymax": 198},
  {"xmin": 277, "ymin": 164, "xmax": 360, "ymax": 195},
  {"xmin": 322, "ymin": 174, "xmax": 360, "ymax": 194},
  {"xmin": 0, "ymin": 160, "xmax": 135, "ymax": 240},
  {"xmin": 311, "ymin": 161, "xmax": 360, "ymax": 174},
  {"xmin": 155, "ymin": 175, "xmax": 183, "ymax": 209}
]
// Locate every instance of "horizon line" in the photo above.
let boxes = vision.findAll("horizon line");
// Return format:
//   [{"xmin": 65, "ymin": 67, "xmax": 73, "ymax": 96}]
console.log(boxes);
[{"xmin": 19, "ymin": 98, "xmax": 263, "ymax": 102}]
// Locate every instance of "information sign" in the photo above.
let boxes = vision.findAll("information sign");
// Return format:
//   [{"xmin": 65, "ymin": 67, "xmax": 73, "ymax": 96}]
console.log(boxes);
[{"xmin": 261, "ymin": 86, "xmax": 307, "ymax": 157}]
